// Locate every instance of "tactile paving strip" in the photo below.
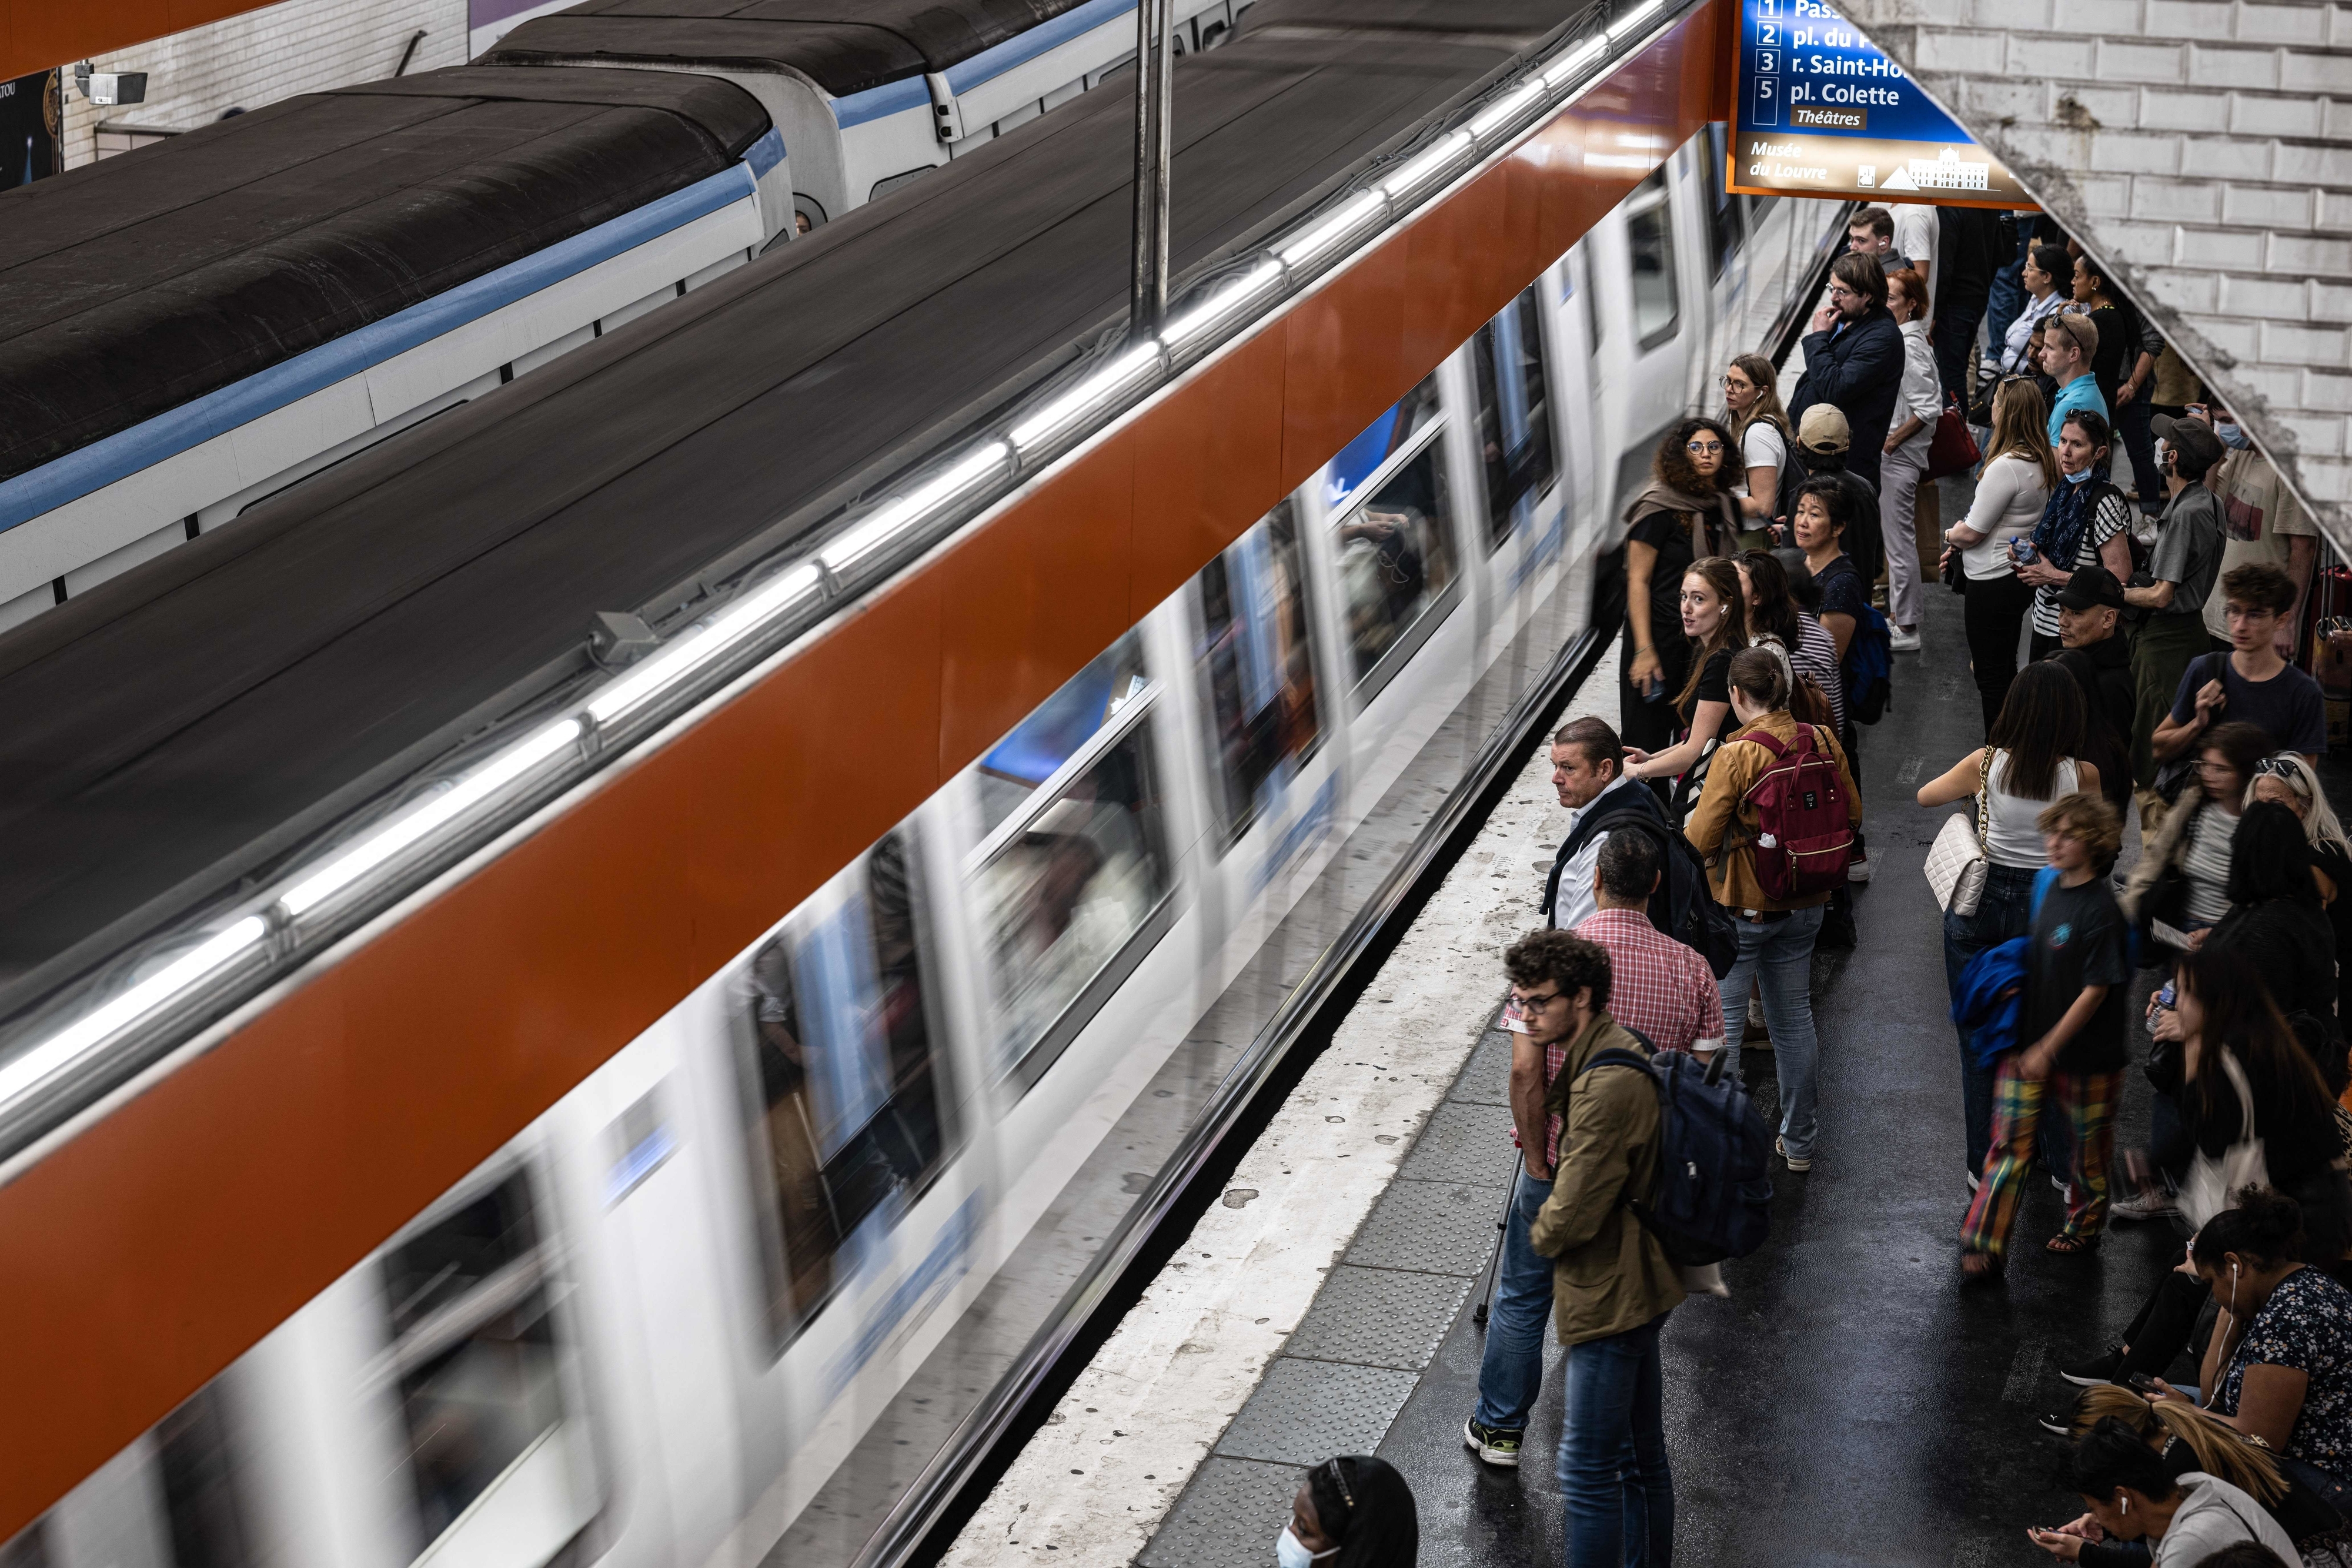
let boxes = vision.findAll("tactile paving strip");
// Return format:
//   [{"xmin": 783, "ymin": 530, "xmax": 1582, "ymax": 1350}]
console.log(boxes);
[
  {"xmin": 1214, "ymin": 1358, "xmax": 1424, "ymax": 1466},
  {"xmin": 1136, "ymin": 1456, "xmax": 1302, "ymax": 1568},
  {"xmin": 1282, "ymin": 1265, "xmax": 1474, "ymax": 1370},
  {"xmin": 1450, "ymin": 1029, "xmax": 1515, "ymax": 1105},
  {"xmin": 1396, "ymin": 1100, "xmax": 1518, "ymax": 1186},
  {"xmin": 1344, "ymin": 1179, "xmax": 1506, "ymax": 1276}
]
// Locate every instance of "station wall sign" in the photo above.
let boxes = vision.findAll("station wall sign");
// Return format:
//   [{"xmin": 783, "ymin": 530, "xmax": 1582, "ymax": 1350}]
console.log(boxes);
[{"xmin": 1729, "ymin": 0, "xmax": 2037, "ymax": 208}]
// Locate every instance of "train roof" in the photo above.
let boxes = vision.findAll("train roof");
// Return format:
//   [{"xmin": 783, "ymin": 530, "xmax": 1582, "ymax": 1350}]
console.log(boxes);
[
  {"xmin": 0, "ymin": 66, "xmax": 769, "ymax": 487},
  {"xmin": 485, "ymin": 0, "xmax": 1118, "ymax": 97},
  {"xmin": 0, "ymin": 2, "xmax": 1568, "ymax": 1011}
]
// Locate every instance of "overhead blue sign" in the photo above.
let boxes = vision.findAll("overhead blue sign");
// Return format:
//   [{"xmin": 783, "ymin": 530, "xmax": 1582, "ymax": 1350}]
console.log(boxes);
[{"xmin": 1730, "ymin": 0, "xmax": 2033, "ymax": 206}]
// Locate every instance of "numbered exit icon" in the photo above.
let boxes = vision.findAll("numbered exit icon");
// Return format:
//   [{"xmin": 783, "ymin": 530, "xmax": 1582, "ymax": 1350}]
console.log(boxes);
[{"xmin": 1753, "ymin": 73, "xmax": 1778, "ymax": 126}]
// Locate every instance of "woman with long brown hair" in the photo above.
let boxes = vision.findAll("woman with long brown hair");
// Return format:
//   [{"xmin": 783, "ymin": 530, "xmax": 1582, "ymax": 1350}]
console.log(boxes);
[
  {"xmin": 1625, "ymin": 557, "xmax": 1749, "ymax": 787},
  {"xmin": 1620, "ymin": 417, "xmax": 1743, "ymax": 755},
  {"xmin": 1722, "ymin": 352, "xmax": 1793, "ymax": 541},
  {"xmin": 1943, "ymin": 377, "xmax": 2059, "ymax": 729}
]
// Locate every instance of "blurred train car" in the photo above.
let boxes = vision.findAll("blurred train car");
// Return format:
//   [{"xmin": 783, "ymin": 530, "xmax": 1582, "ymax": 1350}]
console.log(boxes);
[
  {"xmin": 0, "ymin": 2, "xmax": 1835, "ymax": 1565},
  {"xmin": 0, "ymin": 0, "xmax": 1238, "ymax": 634}
]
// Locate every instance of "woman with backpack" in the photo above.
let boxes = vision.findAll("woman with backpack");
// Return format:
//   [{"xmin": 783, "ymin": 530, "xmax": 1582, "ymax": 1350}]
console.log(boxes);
[
  {"xmin": 1625, "ymin": 557, "xmax": 1748, "ymax": 793},
  {"xmin": 1917, "ymin": 662, "xmax": 2102, "ymax": 1179},
  {"xmin": 1722, "ymin": 353, "xmax": 1797, "ymax": 547},
  {"xmin": 1621, "ymin": 419, "xmax": 1744, "ymax": 757},
  {"xmin": 1684, "ymin": 648, "xmax": 1863, "ymax": 1174}
]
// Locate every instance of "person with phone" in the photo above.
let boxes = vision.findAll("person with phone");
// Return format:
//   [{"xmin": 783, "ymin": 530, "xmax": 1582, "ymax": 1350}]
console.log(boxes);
[{"xmin": 2029, "ymin": 1416, "xmax": 2297, "ymax": 1562}]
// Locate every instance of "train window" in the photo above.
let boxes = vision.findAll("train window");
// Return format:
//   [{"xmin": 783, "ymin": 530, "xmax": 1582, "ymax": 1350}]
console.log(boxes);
[
  {"xmin": 740, "ymin": 832, "xmax": 953, "ymax": 1348},
  {"xmin": 1470, "ymin": 289, "xmax": 1556, "ymax": 549},
  {"xmin": 157, "ymin": 1387, "xmax": 250, "ymax": 1568},
  {"xmin": 975, "ymin": 631, "xmax": 1150, "ymax": 836},
  {"xmin": 381, "ymin": 1169, "xmax": 567, "ymax": 1545},
  {"xmin": 1324, "ymin": 374, "xmax": 1439, "ymax": 510},
  {"xmin": 1701, "ymin": 123, "xmax": 1742, "ymax": 280},
  {"xmin": 0, "ymin": 1524, "xmax": 45, "ymax": 1568},
  {"xmin": 975, "ymin": 720, "xmax": 1172, "ymax": 1085},
  {"xmin": 1195, "ymin": 501, "xmax": 1321, "ymax": 844},
  {"xmin": 1623, "ymin": 170, "xmax": 1680, "ymax": 349},
  {"xmin": 1327, "ymin": 378, "xmax": 1458, "ymax": 697}
]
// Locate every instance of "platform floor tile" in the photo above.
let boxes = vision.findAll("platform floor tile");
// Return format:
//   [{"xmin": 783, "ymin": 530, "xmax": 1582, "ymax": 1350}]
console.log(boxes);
[{"xmin": 1214, "ymin": 1358, "xmax": 1424, "ymax": 1466}]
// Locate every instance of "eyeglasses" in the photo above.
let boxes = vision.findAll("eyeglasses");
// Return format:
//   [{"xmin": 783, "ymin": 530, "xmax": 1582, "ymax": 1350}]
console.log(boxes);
[
  {"xmin": 1514, "ymin": 988, "xmax": 1566, "ymax": 1010},
  {"xmin": 1828, "ymin": 285, "xmax": 1859, "ymax": 301},
  {"xmin": 1686, "ymin": 440, "xmax": 1726, "ymax": 455},
  {"xmin": 1720, "ymin": 374, "xmax": 1752, "ymax": 390}
]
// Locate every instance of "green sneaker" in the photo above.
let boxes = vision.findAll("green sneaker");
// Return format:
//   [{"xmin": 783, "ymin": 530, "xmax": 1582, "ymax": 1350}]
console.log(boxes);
[{"xmin": 1463, "ymin": 1418, "xmax": 1522, "ymax": 1467}]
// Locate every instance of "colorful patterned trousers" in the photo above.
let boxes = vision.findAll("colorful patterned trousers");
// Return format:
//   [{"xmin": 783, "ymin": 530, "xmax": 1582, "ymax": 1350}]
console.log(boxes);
[{"xmin": 1960, "ymin": 1057, "xmax": 2125, "ymax": 1258}]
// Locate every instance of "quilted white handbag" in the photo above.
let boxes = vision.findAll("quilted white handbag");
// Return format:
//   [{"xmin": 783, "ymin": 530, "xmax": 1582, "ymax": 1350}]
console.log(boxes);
[{"xmin": 1924, "ymin": 747, "xmax": 1993, "ymax": 917}]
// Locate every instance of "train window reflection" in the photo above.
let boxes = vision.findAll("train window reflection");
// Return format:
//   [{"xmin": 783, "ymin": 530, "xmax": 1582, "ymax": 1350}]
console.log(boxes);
[
  {"xmin": 975, "ymin": 631, "xmax": 1150, "ymax": 836},
  {"xmin": 740, "ymin": 832, "xmax": 951, "ymax": 1349},
  {"xmin": 977, "ymin": 723, "xmax": 1171, "ymax": 1080},
  {"xmin": 1471, "ymin": 289, "xmax": 1556, "ymax": 549},
  {"xmin": 1196, "ymin": 501, "xmax": 1320, "ymax": 843},
  {"xmin": 380, "ymin": 1169, "xmax": 567, "ymax": 1547},
  {"xmin": 1323, "ymin": 373, "xmax": 1441, "ymax": 511},
  {"xmin": 157, "ymin": 1387, "xmax": 250, "ymax": 1568},
  {"xmin": 1625, "ymin": 169, "xmax": 1679, "ymax": 347},
  {"xmin": 1331, "ymin": 426, "xmax": 1457, "ymax": 692}
]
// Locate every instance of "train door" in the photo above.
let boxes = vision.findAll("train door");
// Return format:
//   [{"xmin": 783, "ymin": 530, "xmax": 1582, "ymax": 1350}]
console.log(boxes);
[
  {"xmin": 1464, "ymin": 280, "xmax": 1572, "ymax": 670},
  {"xmin": 1593, "ymin": 162, "xmax": 1698, "ymax": 524},
  {"xmin": 1552, "ymin": 242, "xmax": 1608, "ymax": 563},
  {"xmin": 1300, "ymin": 370, "xmax": 1478, "ymax": 804},
  {"xmin": 1182, "ymin": 500, "xmax": 1345, "ymax": 977}
]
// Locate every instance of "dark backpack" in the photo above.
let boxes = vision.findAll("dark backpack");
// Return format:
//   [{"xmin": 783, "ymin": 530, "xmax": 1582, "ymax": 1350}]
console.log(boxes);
[
  {"xmin": 1739, "ymin": 726, "xmax": 1855, "ymax": 900},
  {"xmin": 1845, "ymin": 602, "xmax": 1895, "ymax": 724},
  {"xmin": 1552, "ymin": 804, "xmax": 1740, "ymax": 979},
  {"xmin": 1574, "ymin": 1044, "xmax": 1773, "ymax": 1266}
]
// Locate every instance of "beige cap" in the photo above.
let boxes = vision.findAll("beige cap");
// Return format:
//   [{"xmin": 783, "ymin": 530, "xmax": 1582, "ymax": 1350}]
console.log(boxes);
[{"xmin": 1798, "ymin": 404, "xmax": 1851, "ymax": 452}]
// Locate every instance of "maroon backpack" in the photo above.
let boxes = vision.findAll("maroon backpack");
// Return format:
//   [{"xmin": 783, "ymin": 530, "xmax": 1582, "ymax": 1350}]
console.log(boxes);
[{"xmin": 1738, "ymin": 726, "xmax": 1854, "ymax": 900}]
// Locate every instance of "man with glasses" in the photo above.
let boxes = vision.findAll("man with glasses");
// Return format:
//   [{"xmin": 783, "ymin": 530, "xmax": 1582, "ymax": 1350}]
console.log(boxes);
[
  {"xmin": 1789, "ymin": 252, "xmax": 1903, "ymax": 493},
  {"xmin": 2152, "ymin": 561, "xmax": 2324, "ymax": 768},
  {"xmin": 2040, "ymin": 310, "xmax": 2107, "ymax": 446},
  {"xmin": 1467, "ymin": 928, "xmax": 1680, "ymax": 1568}
]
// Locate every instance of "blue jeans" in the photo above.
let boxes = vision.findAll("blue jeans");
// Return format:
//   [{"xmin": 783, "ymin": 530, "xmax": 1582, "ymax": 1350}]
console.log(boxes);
[
  {"xmin": 1559, "ymin": 1310, "xmax": 1674, "ymax": 1568},
  {"xmin": 1715, "ymin": 905, "xmax": 1825, "ymax": 1161},
  {"xmin": 1943, "ymin": 862, "xmax": 2040, "ymax": 1174},
  {"xmin": 1983, "ymin": 228, "xmax": 2033, "ymax": 358},
  {"xmin": 1474, "ymin": 1167, "xmax": 1555, "ymax": 1431}
]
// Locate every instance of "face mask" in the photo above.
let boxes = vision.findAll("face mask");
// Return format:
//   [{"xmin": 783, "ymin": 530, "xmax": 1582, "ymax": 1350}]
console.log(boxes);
[
  {"xmin": 2216, "ymin": 422, "xmax": 2250, "ymax": 450},
  {"xmin": 2064, "ymin": 467, "xmax": 2096, "ymax": 485},
  {"xmin": 1278, "ymin": 1527, "xmax": 1337, "ymax": 1568}
]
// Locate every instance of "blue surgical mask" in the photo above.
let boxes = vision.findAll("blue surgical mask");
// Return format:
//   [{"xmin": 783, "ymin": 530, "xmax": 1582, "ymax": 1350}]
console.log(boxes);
[
  {"xmin": 2216, "ymin": 422, "xmax": 2250, "ymax": 450},
  {"xmin": 2064, "ymin": 467, "xmax": 2096, "ymax": 485},
  {"xmin": 1278, "ymin": 1527, "xmax": 1337, "ymax": 1568}
]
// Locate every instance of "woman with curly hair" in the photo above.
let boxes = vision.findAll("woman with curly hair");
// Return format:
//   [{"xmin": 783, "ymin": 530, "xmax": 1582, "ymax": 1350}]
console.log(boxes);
[{"xmin": 1619, "ymin": 417, "xmax": 1742, "ymax": 756}]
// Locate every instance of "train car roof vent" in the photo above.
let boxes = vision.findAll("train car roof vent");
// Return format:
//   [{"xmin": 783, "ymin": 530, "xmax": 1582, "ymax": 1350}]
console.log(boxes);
[{"xmin": 589, "ymin": 611, "xmax": 660, "ymax": 671}]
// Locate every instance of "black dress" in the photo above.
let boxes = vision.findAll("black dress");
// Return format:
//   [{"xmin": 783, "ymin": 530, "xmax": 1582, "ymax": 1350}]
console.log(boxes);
[{"xmin": 1619, "ymin": 507, "xmax": 1704, "ymax": 753}]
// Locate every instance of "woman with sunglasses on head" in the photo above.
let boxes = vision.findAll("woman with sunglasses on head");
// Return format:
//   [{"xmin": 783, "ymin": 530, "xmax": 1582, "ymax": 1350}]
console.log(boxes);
[
  {"xmin": 2012, "ymin": 408, "xmax": 2137, "ymax": 664},
  {"xmin": 2202, "ymin": 802, "xmax": 2341, "ymax": 1063},
  {"xmin": 1944, "ymin": 377, "xmax": 2059, "ymax": 729},
  {"xmin": 2249, "ymin": 754, "xmax": 2352, "ymax": 990},
  {"xmin": 1281, "ymin": 1456, "xmax": 1418, "ymax": 1568},
  {"xmin": 1721, "ymin": 353, "xmax": 1794, "ymax": 547},
  {"xmin": 1620, "ymin": 418, "xmax": 1743, "ymax": 760}
]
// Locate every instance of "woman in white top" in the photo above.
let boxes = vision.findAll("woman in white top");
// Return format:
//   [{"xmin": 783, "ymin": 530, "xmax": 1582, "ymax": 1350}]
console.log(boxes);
[
  {"xmin": 1943, "ymin": 377, "xmax": 2058, "ymax": 731},
  {"xmin": 1721, "ymin": 352, "xmax": 1793, "ymax": 546},
  {"xmin": 1918, "ymin": 662, "xmax": 2100, "ymax": 1178},
  {"xmin": 1999, "ymin": 242, "xmax": 2074, "ymax": 376},
  {"xmin": 1878, "ymin": 267, "xmax": 1942, "ymax": 651}
]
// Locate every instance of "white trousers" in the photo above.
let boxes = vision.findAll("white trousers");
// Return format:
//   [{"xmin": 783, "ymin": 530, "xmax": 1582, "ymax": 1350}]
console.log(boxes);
[{"xmin": 1879, "ymin": 437, "xmax": 1930, "ymax": 631}]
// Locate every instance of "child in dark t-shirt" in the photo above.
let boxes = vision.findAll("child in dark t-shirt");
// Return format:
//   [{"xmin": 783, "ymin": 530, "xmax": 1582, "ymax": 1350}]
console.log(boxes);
[{"xmin": 1960, "ymin": 791, "xmax": 2130, "ymax": 1275}]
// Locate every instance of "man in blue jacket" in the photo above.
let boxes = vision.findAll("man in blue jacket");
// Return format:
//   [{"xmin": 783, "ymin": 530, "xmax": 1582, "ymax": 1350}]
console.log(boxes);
[{"xmin": 1789, "ymin": 252, "xmax": 1905, "ymax": 493}]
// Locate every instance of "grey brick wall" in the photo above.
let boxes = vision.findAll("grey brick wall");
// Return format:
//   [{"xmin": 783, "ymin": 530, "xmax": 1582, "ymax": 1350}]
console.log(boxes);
[{"xmin": 1837, "ymin": 0, "xmax": 2352, "ymax": 544}]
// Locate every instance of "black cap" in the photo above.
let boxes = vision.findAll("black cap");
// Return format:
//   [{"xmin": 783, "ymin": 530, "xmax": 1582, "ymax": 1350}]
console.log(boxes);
[{"xmin": 2055, "ymin": 566, "xmax": 2126, "ymax": 611}]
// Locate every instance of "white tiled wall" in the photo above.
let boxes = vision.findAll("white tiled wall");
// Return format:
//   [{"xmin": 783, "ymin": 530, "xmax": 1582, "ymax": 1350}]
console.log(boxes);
[
  {"xmin": 1842, "ymin": 0, "xmax": 2352, "ymax": 543},
  {"xmin": 62, "ymin": 0, "xmax": 466, "ymax": 168}
]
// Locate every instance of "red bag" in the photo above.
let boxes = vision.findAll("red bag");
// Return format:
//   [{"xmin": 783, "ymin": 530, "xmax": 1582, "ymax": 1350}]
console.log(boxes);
[
  {"xmin": 1739, "ymin": 726, "xmax": 1855, "ymax": 900},
  {"xmin": 1926, "ymin": 391, "xmax": 1980, "ymax": 481}
]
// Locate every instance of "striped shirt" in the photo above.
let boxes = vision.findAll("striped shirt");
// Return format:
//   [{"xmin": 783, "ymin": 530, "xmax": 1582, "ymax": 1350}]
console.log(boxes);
[{"xmin": 2029, "ymin": 491, "xmax": 2134, "ymax": 639}]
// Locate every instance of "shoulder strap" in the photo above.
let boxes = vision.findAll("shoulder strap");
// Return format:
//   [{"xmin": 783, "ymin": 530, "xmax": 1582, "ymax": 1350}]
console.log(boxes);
[
  {"xmin": 1977, "ymin": 747, "xmax": 1994, "ymax": 843},
  {"xmin": 1743, "ymin": 728, "xmax": 1789, "ymax": 762},
  {"xmin": 1575, "ymin": 1047, "xmax": 1656, "ymax": 1080},
  {"xmin": 2220, "ymin": 1048, "xmax": 2258, "ymax": 1145}
]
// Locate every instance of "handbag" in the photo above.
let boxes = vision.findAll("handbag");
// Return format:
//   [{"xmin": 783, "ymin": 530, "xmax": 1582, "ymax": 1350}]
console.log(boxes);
[
  {"xmin": 2181, "ymin": 1048, "xmax": 2271, "ymax": 1232},
  {"xmin": 1925, "ymin": 748, "xmax": 1995, "ymax": 916},
  {"xmin": 1926, "ymin": 392, "xmax": 1982, "ymax": 480}
]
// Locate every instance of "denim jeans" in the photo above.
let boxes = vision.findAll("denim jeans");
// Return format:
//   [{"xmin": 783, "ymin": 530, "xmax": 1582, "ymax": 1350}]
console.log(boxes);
[
  {"xmin": 1559, "ymin": 1310, "xmax": 1674, "ymax": 1568},
  {"xmin": 1715, "ymin": 905, "xmax": 1825, "ymax": 1160},
  {"xmin": 1943, "ymin": 861, "xmax": 2040, "ymax": 1174},
  {"xmin": 1473, "ymin": 1166, "xmax": 1555, "ymax": 1432},
  {"xmin": 1983, "ymin": 229, "xmax": 2033, "ymax": 357}
]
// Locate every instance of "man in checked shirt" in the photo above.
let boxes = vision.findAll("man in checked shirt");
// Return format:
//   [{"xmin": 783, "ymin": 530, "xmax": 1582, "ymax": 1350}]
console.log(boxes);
[{"xmin": 1465, "ymin": 830, "xmax": 1722, "ymax": 1471}]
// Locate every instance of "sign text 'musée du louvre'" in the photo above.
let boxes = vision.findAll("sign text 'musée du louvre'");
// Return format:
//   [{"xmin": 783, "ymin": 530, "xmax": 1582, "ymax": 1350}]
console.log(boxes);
[{"xmin": 1729, "ymin": 0, "xmax": 2037, "ymax": 209}]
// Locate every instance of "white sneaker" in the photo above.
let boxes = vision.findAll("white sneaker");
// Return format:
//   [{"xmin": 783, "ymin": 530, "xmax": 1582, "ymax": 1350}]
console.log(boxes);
[
  {"xmin": 1889, "ymin": 624, "xmax": 1922, "ymax": 651},
  {"xmin": 1847, "ymin": 857, "xmax": 1872, "ymax": 884},
  {"xmin": 2109, "ymin": 1189, "xmax": 2179, "ymax": 1222}
]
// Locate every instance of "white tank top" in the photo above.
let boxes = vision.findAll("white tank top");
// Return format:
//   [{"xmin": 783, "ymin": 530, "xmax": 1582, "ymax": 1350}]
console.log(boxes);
[{"xmin": 1983, "ymin": 750, "xmax": 2080, "ymax": 868}]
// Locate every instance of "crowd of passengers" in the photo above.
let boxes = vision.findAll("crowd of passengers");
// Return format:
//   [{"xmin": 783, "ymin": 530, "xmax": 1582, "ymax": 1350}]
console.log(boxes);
[{"xmin": 1256, "ymin": 206, "xmax": 2352, "ymax": 1568}]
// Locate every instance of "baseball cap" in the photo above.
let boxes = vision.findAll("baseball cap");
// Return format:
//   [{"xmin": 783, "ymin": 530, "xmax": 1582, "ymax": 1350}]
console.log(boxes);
[
  {"xmin": 2150, "ymin": 413, "xmax": 2225, "ymax": 471},
  {"xmin": 1798, "ymin": 404, "xmax": 1851, "ymax": 452},
  {"xmin": 2054, "ymin": 566, "xmax": 2126, "ymax": 612}
]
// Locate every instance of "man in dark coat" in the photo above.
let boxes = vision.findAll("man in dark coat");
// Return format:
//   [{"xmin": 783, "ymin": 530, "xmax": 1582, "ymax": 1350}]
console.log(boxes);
[{"xmin": 1788, "ymin": 251, "xmax": 1905, "ymax": 493}]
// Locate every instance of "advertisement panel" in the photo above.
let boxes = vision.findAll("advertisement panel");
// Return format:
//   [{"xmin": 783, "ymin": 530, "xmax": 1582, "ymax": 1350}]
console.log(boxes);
[{"xmin": 1729, "ymin": 0, "xmax": 2036, "ymax": 208}]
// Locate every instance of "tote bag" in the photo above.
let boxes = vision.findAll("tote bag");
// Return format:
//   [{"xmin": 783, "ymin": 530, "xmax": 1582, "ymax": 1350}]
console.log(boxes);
[
  {"xmin": 1925, "ymin": 748, "xmax": 1994, "ymax": 916},
  {"xmin": 2181, "ymin": 1049, "xmax": 2270, "ymax": 1232}
]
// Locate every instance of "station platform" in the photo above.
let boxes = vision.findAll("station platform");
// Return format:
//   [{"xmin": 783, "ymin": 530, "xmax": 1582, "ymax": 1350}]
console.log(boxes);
[{"xmin": 943, "ymin": 502, "xmax": 2201, "ymax": 1568}]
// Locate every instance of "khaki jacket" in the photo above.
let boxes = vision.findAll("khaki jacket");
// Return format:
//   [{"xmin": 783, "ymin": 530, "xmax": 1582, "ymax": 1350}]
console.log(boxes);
[
  {"xmin": 1682, "ymin": 711, "xmax": 1863, "ymax": 912},
  {"xmin": 1528, "ymin": 1014, "xmax": 1685, "ymax": 1345}
]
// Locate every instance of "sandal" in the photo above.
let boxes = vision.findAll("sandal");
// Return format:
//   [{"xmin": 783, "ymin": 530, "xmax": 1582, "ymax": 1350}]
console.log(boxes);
[{"xmin": 2046, "ymin": 1232, "xmax": 2100, "ymax": 1256}]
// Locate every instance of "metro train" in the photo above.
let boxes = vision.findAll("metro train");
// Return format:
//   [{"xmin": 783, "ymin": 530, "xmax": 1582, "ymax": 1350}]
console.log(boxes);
[
  {"xmin": 0, "ymin": 0, "xmax": 1242, "ymax": 634},
  {"xmin": 1, "ymin": 116, "xmax": 1833, "ymax": 1568}
]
